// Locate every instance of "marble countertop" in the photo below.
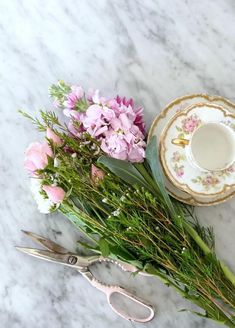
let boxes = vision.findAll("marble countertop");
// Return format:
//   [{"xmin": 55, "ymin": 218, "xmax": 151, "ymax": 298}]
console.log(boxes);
[{"xmin": 1, "ymin": 1, "xmax": 235, "ymax": 327}]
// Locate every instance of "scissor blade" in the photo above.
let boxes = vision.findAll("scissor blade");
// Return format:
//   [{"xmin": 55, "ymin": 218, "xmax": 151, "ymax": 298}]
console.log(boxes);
[
  {"xmin": 15, "ymin": 247, "xmax": 70, "ymax": 265},
  {"xmin": 21, "ymin": 230, "xmax": 69, "ymax": 254}
]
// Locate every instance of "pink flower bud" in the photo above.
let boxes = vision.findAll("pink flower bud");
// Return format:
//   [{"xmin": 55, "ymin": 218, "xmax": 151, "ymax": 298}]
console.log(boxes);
[
  {"xmin": 24, "ymin": 142, "xmax": 53, "ymax": 175},
  {"xmin": 46, "ymin": 128, "xmax": 63, "ymax": 146},
  {"xmin": 42, "ymin": 185, "xmax": 65, "ymax": 203},
  {"xmin": 91, "ymin": 164, "xmax": 105, "ymax": 183}
]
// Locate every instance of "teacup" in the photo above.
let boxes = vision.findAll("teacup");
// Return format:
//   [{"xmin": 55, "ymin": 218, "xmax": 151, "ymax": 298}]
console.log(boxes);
[
  {"xmin": 172, "ymin": 122, "xmax": 235, "ymax": 171},
  {"xmin": 160, "ymin": 103, "xmax": 235, "ymax": 196}
]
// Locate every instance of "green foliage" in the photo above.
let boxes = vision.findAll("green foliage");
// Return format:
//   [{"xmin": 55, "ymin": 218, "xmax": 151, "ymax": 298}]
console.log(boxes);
[
  {"xmin": 23, "ymin": 107, "xmax": 235, "ymax": 327},
  {"xmin": 99, "ymin": 238, "xmax": 110, "ymax": 257},
  {"xmin": 146, "ymin": 136, "xmax": 176, "ymax": 217},
  {"xmin": 49, "ymin": 80, "xmax": 71, "ymax": 106},
  {"xmin": 98, "ymin": 156, "xmax": 151, "ymax": 191}
]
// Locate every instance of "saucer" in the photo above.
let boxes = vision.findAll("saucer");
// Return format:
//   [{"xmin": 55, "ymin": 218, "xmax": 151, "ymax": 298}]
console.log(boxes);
[
  {"xmin": 160, "ymin": 103, "xmax": 235, "ymax": 197},
  {"xmin": 148, "ymin": 94, "xmax": 235, "ymax": 206}
]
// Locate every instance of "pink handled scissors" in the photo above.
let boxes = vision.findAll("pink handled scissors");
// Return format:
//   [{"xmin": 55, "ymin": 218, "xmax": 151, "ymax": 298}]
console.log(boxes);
[{"xmin": 16, "ymin": 231, "xmax": 155, "ymax": 323}]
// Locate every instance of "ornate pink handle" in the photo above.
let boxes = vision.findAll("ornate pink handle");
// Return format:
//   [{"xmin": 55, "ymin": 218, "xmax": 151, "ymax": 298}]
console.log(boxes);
[
  {"xmin": 83, "ymin": 271, "xmax": 155, "ymax": 323},
  {"xmin": 106, "ymin": 286, "xmax": 155, "ymax": 323}
]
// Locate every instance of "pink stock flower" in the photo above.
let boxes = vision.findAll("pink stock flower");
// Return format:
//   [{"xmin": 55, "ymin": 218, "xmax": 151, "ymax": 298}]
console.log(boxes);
[
  {"xmin": 101, "ymin": 133, "xmax": 129, "ymax": 161},
  {"xmin": 115, "ymin": 96, "xmax": 145, "ymax": 134},
  {"xmin": 101, "ymin": 131, "xmax": 146, "ymax": 162},
  {"xmin": 24, "ymin": 142, "xmax": 53, "ymax": 175},
  {"xmin": 42, "ymin": 185, "xmax": 65, "ymax": 203},
  {"xmin": 88, "ymin": 89, "xmax": 107, "ymax": 105},
  {"xmin": 91, "ymin": 164, "xmax": 105, "ymax": 183},
  {"xmin": 46, "ymin": 128, "xmax": 63, "ymax": 146},
  {"xmin": 61, "ymin": 86, "xmax": 146, "ymax": 162},
  {"xmin": 82, "ymin": 104, "xmax": 115, "ymax": 137},
  {"xmin": 116, "ymin": 95, "xmax": 134, "ymax": 108},
  {"xmin": 64, "ymin": 86, "xmax": 84, "ymax": 109}
]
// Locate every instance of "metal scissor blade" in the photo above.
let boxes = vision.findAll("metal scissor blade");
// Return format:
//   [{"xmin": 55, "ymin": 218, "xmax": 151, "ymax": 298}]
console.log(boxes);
[
  {"xmin": 21, "ymin": 230, "xmax": 69, "ymax": 254},
  {"xmin": 15, "ymin": 247, "xmax": 70, "ymax": 265}
]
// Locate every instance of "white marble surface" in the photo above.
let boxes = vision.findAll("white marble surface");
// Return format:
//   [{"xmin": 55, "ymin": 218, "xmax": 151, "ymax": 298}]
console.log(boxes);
[{"xmin": 0, "ymin": 0, "xmax": 235, "ymax": 327}]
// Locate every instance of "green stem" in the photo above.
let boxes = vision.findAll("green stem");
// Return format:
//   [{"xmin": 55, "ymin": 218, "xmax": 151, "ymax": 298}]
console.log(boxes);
[
  {"xmin": 183, "ymin": 221, "xmax": 235, "ymax": 287},
  {"xmin": 145, "ymin": 266, "xmax": 235, "ymax": 328},
  {"xmin": 59, "ymin": 202, "xmax": 99, "ymax": 245},
  {"xmin": 134, "ymin": 163, "xmax": 160, "ymax": 195}
]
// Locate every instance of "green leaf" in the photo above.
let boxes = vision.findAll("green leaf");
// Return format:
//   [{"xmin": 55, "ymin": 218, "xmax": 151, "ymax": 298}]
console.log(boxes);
[
  {"xmin": 176, "ymin": 126, "xmax": 182, "ymax": 132},
  {"xmin": 99, "ymin": 238, "xmax": 110, "ymax": 257},
  {"xmin": 109, "ymin": 246, "xmax": 143, "ymax": 269},
  {"xmin": 98, "ymin": 156, "xmax": 150, "ymax": 191},
  {"xmin": 146, "ymin": 136, "xmax": 176, "ymax": 216},
  {"xmin": 143, "ymin": 263, "xmax": 159, "ymax": 275},
  {"xmin": 109, "ymin": 246, "xmax": 135, "ymax": 261},
  {"xmin": 178, "ymin": 133, "xmax": 185, "ymax": 139},
  {"xmin": 179, "ymin": 309, "xmax": 208, "ymax": 318},
  {"xmin": 77, "ymin": 241, "xmax": 99, "ymax": 252}
]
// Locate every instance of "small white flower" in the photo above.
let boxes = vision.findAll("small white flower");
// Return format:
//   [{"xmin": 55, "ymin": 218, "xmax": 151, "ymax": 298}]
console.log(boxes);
[
  {"xmin": 71, "ymin": 153, "xmax": 77, "ymax": 158},
  {"xmin": 30, "ymin": 179, "xmax": 54, "ymax": 214},
  {"xmin": 120, "ymin": 196, "xmax": 126, "ymax": 202},
  {"xmin": 112, "ymin": 208, "xmax": 121, "ymax": 217},
  {"xmin": 102, "ymin": 198, "xmax": 108, "ymax": 203},
  {"xmin": 54, "ymin": 157, "xmax": 60, "ymax": 168}
]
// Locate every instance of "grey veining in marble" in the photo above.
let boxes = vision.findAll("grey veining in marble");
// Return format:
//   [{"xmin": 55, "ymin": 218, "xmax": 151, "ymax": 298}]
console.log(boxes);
[{"xmin": 0, "ymin": 0, "xmax": 235, "ymax": 327}]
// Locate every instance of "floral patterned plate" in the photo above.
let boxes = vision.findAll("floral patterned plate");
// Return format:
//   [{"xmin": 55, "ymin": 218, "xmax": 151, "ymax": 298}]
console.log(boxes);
[
  {"xmin": 160, "ymin": 103, "xmax": 235, "ymax": 197},
  {"xmin": 148, "ymin": 94, "xmax": 235, "ymax": 206}
]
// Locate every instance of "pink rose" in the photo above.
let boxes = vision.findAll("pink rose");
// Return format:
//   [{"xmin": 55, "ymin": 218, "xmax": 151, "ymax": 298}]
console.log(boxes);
[
  {"xmin": 46, "ymin": 128, "xmax": 63, "ymax": 146},
  {"xmin": 42, "ymin": 185, "xmax": 65, "ymax": 203},
  {"xmin": 91, "ymin": 164, "xmax": 105, "ymax": 183},
  {"xmin": 24, "ymin": 142, "xmax": 53, "ymax": 175}
]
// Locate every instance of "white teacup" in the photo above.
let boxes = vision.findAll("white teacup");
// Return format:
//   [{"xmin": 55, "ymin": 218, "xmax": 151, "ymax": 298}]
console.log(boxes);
[{"xmin": 172, "ymin": 122, "xmax": 235, "ymax": 171}]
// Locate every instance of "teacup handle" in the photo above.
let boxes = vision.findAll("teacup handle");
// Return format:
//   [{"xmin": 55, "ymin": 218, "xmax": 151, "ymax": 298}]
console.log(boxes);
[{"xmin": 171, "ymin": 138, "xmax": 189, "ymax": 148}]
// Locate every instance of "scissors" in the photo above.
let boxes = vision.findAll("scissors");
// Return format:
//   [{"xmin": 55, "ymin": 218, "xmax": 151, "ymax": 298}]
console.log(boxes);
[{"xmin": 16, "ymin": 231, "xmax": 155, "ymax": 323}]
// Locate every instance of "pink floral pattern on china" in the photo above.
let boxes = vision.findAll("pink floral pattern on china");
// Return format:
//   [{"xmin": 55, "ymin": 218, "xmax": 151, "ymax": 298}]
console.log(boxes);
[
  {"xmin": 161, "ymin": 104, "xmax": 235, "ymax": 196},
  {"xmin": 175, "ymin": 114, "xmax": 202, "ymax": 138},
  {"xmin": 171, "ymin": 152, "xmax": 235, "ymax": 189},
  {"xmin": 191, "ymin": 163, "xmax": 235, "ymax": 190},
  {"xmin": 171, "ymin": 151, "xmax": 185, "ymax": 177}
]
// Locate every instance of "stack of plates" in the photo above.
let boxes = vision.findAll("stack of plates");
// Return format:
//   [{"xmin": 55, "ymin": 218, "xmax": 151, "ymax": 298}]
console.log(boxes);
[{"xmin": 148, "ymin": 94, "xmax": 235, "ymax": 206}]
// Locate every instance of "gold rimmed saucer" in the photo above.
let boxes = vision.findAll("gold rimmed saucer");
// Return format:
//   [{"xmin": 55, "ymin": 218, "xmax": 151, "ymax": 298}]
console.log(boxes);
[
  {"xmin": 160, "ymin": 103, "xmax": 235, "ymax": 197},
  {"xmin": 148, "ymin": 94, "xmax": 235, "ymax": 206}
]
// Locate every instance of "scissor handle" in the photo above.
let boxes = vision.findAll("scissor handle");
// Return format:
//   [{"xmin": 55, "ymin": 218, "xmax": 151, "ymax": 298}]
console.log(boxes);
[
  {"xmin": 106, "ymin": 285, "xmax": 155, "ymax": 323},
  {"xmin": 83, "ymin": 272, "xmax": 154, "ymax": 323}
]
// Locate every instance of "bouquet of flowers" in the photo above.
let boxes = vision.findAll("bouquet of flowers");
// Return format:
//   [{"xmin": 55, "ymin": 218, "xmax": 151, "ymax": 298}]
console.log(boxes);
[{"xmin": 21, "ymin": 81, "xmax": 235, "ymax": 327}]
